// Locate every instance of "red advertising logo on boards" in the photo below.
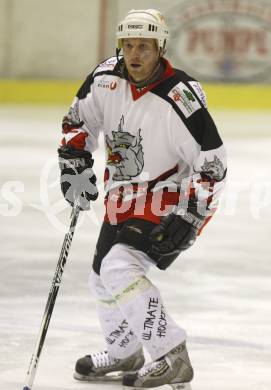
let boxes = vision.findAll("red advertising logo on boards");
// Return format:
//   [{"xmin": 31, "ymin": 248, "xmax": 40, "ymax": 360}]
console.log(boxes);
[{"xmin": 167, "ymin": 0, "xmax": 271, "ymax": 81}]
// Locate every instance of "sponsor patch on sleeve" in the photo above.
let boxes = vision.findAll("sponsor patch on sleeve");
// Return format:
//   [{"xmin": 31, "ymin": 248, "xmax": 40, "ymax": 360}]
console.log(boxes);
[
  {"xmin": 189, "ymin": 81, "xmax": 207, "ymax": 108},
  {"xmin": 95, "ymin": 57, "xmax": 118, "ymax": 74},
  {"xmin": 168, "ymin": 82, "xmax": 201, "ymax": 118}
]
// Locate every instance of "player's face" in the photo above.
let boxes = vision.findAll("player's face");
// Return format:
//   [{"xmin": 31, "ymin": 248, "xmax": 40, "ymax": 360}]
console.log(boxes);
[{"xmin": 122, "ymin": 38, "xmax": 160, "ymax": 82}]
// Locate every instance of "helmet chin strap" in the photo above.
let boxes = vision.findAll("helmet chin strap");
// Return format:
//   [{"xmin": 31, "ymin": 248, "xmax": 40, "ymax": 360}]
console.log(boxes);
[{"xmin": 116, "ymin": 48, "xmax": 122, "ymax": 66}]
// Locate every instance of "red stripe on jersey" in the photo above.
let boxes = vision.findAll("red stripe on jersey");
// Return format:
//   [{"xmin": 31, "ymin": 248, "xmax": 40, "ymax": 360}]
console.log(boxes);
[
  {"xmin": 61, "ymin": 132, "xmax": 88, "ymax": 150},
  {"xmin": 104, "ymin": 190, "xmax": 180, "ymax": 225}
]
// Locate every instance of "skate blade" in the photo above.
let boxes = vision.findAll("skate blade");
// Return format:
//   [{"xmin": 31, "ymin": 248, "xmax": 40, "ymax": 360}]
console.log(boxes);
[
  {"xmin": 170, "ymin": 383, "xmax": 186, "ymax": 390},
  {"xmin": 171, "ymin": 382, "xmax": 193, "ymax": 390},
  {"xmin": 74, "ymin": 370, "xmax": 124, "ymax": 382},
  {"xmin": 123, "ymin": 383, "xmax": 191, "ymax": 390}
]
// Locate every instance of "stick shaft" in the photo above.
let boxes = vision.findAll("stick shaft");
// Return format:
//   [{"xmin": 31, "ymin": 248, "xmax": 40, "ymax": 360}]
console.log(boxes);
[{"xmin": 23, "ymin": 206, "xmax": 80, "ymax": 390}]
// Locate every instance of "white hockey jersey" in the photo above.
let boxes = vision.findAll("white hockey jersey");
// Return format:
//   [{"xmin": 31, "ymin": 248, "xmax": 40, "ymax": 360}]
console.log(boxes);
[{"xmin": 61, "ymin": 56, "xmax": 227, "ymax": 225}]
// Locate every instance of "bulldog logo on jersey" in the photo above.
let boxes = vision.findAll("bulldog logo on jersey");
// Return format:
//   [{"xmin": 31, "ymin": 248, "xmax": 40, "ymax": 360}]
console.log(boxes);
[
  {"xmin": 196, "ymin": 155, "xmax": 225, "ymax": 181},
  {"xmin": 106, "ymin": 116, "xmax": 144, "ymax": 181}
]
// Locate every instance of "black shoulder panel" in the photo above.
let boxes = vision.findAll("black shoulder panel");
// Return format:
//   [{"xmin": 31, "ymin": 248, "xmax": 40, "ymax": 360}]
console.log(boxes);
[
  {"xmin": 76, "ymin": 72, "xmax": 95, "ymax": 100},
  {"xmin": 151, "ymin": 70, "xmax": 223, "ymax": 151},
  {"xmin": 151, "ymin": 69, "xmax": 196, "ymax": 97},
  {"xmin": 76, "ymin": 60, "xmax": 122, "ymax": 100}
]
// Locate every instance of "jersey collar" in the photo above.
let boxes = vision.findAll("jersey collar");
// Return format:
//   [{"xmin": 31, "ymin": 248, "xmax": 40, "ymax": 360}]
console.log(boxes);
[{"xmin": 130, "ymin": 58, "xmax": 175, "ymax": 101}]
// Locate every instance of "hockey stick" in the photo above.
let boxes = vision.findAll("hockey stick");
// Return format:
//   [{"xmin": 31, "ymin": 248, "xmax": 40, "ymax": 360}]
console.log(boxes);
[{"xmin": 23, "ymin": 205, "xmax": 81, "ymax": 390}]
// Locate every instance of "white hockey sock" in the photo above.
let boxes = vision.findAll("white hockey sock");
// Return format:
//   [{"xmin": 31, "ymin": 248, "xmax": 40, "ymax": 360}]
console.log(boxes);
[
  {"xmin": 99, "ymin": 244, "xmax": 186, "ymax": 361},
  {"xmin": 89, "ymin": 270, "xmax": 142, "ymax": 359}
]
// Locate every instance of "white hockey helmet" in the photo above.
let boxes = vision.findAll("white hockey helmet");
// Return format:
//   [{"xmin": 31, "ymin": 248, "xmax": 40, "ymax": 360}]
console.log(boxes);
[{"xmin": 116, "ymin": 9, "xmax": 170, "ymax": 54}]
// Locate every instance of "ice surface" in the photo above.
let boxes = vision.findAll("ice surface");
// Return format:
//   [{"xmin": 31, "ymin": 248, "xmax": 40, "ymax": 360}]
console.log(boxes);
[{"xmin": 0, "ymin": 106, "xmax": 270, "ymax": 390}]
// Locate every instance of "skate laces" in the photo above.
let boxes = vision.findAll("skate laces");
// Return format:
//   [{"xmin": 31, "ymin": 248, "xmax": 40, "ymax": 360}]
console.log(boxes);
[{"xmin": 91, "ymin": 351, "xmax": 119, "ymax": 368}]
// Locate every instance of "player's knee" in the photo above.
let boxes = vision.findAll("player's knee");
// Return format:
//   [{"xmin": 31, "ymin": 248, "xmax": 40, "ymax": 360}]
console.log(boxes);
[
  {"xmin": 100, "ymin": 243, "xmax": 144, "ymax": 294},
  {"xmin": 100, "ymin": 245, "xmax": 122, "ymax": 291}
]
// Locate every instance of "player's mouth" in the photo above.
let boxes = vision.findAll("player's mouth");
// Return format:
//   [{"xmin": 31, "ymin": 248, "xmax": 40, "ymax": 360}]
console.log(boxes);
[{"xmin": 130, "ymin": 63, "xmax": 141, "ymax": 68}]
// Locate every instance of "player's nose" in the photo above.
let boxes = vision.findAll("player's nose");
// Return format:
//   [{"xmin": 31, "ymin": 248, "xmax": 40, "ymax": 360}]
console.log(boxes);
[{"xmin": 130, "ymin": 46, "xmax": 141, "ymax": 58}]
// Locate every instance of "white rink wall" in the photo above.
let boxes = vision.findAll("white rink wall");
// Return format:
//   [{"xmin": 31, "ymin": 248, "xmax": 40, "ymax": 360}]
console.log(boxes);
[
  {"xmin": 1, "ymin": 0, "xmax": 271, "ymax": 82},
  {"xmin": 0, "ymin": 0, "xmax": 175, "ymax": 78},
  {"xmin": 0, "ymin": 0, "xmax": 182, "ymax": 79},
  {"xmin": 0, "ymin": 0, "xmax": 100, "ymax": 78},
  {"xmin": 0, "ymin": 0, "xmax": 169, "ymax": 79}
]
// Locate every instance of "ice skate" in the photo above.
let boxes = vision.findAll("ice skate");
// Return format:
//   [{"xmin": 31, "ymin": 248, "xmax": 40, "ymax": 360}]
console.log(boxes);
[
  {"xmin": 122, "ymin": 341, "xmax": 193, "ymax": 389},
  {"xmin": 74, "ymin": 348, "xmax": 145, "ymax": 382}
]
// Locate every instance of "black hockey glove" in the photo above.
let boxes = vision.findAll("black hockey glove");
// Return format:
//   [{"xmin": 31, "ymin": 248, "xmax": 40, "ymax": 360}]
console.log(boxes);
[
  {"xmin": 148, "ymin": 205, "xmax": 205, "ymax": 270},
  {"xmin": 58, "ymin": 145, "xmax": 98, "ymax": 210}
]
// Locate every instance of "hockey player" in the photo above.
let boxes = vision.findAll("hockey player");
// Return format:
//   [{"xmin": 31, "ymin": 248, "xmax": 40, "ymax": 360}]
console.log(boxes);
[{"xmin": 58, "ymin": 9, "xmax": 227, "ymax": 389}]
